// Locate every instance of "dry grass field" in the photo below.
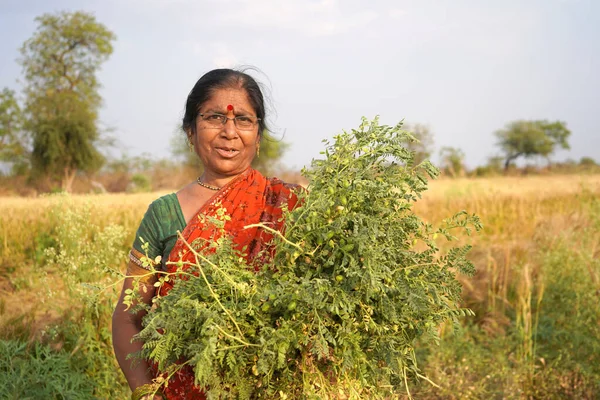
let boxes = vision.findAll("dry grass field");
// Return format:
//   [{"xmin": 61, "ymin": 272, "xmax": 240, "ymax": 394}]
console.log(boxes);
[{"xmin": 0, "ymin": 174, "xmax": 599, "ymax": 398}]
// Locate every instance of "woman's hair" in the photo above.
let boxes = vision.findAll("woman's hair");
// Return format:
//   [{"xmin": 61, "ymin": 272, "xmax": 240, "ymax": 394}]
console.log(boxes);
[{"xmin": 182, "ymin": 68, "xmax": 267, "ymax": 135}]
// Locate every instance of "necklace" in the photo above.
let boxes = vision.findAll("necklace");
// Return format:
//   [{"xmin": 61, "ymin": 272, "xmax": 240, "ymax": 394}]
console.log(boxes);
[{"xmin": 196, "ymin": 177, "xmax": 221, "ymax": 191}]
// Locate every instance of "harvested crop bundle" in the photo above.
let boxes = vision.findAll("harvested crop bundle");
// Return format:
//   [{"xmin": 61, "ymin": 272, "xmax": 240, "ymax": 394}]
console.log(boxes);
[{"xmin": 129, "ymin": 117, "xmax": 481, "ymax": 399}]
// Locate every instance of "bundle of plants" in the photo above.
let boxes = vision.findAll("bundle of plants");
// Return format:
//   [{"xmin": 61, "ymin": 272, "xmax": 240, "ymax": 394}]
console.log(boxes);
[{"xmin": 129, "ymin": 117, "xmax": 482, "ymax": 399}]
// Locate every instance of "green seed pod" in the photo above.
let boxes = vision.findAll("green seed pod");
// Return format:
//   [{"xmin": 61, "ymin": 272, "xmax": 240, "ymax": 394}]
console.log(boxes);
[
  {"xmin": 287, "ymin": 301, "xmax": 297, "ymax": 311},
  {"xmin": 342, "ymin": 243, "xmax": 355, "ymax": 252}
]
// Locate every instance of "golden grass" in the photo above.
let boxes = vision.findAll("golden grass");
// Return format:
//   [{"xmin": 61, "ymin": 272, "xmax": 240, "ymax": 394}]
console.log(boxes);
[
  {"xmin": 422, "ymin": 173, "xmax": 600, "ymax": 199},
  {"xmin": 1, "ymin": 175, "xmax": 598, "ymax": 333}
]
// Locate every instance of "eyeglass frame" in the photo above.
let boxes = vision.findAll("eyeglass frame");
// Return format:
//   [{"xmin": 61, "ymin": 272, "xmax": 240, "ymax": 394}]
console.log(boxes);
[{"xmin": 197, "ymin": 113, "xmax": 261, "ymax": 131}]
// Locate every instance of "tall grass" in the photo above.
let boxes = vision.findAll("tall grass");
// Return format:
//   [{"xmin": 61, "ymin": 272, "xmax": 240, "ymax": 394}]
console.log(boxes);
[{"xmin": 410, "ymin": 177, "xmax": 600, "ymax": 398}]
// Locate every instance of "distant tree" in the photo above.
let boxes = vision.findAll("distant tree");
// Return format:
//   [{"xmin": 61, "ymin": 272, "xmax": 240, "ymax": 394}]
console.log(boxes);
[
  {"xmin": 19, "ymin": 11, "xmax": 116, "ymax": 192},
  {"xmin": 403, "ymin": 123, "xmax": 434, "ymax": 165},
  {"xmin": 495, "ymin": 120, "xmax": 571, "ymax": 171},
  {"xmin": 170, "ymin": 129, "xmax": 203, "ymax": 169},
  {"xmin": 473, "ymin": 155, "xmax": 504, "ymax": 177},
  {"xmin": 579, "ymin": 157, "xmax": 597, "ymax": 167},
  {"xmin": 0, "ymin": 88, "xmax": 29, "ymax": 174},
  {"xmin": 439, "ymin": 146, "xmax": 465, "ymax": 177},
  {"xmin": 252, "ymin": 132, "xmax": 289, "ymax": 175}
]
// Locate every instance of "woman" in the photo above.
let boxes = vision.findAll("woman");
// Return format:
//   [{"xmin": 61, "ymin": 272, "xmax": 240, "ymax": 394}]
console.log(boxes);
[{"xmin": 112, "ymin": 69, "xmax": 301, "ymax": 400}]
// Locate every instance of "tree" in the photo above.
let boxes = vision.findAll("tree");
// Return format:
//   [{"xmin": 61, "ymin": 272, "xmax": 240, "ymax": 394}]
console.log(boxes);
[
  {"xmin": 495, "ymin": 120, "xmax": 571, "ymax": 171},
  {"xmin": 251, "ymin": 132, "xmax": 289, "ymax": 175},
  {"xmin": 170, "ymin": 129, "xmax": 203, "ymax": 169},
  {"xmin": 402, "ymin": 123, "xmax": 434, "ymax": 165},
  {"xmin": 19, "ymin": 11, "xmax": 115, "ymax": 192},
  {"xmin": 579, "ymin": 156, "xmax": 597, "ymax": 167},
  {"xmin": 0, "ymin": 88, "xmax": 29, "ymax": 174},
  {"xmin": 439, "ymin": 146, "xmax": 465, "ymax": 177}
]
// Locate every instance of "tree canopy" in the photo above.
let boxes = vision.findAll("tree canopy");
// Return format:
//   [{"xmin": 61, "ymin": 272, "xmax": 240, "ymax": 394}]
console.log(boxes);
[
  {"xmin": 439, "ymin": 146, "xmax": 466, "ymax": 177},
  {"xmin": 495, "ymin": 120, "xmax": 571, "ymax": 170},
  {"xmin": 0, "ymin": 88, "xmax": 28, "ymax": 174},
  {"xmin": 19, "ymin": 11, "xmax": 115, "ymax": 191}
]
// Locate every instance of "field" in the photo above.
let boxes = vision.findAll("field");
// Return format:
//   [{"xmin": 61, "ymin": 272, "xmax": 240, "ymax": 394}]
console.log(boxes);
[{"xmin": 1, "ymin": 174, "xmax": 599, "ymax": 399}]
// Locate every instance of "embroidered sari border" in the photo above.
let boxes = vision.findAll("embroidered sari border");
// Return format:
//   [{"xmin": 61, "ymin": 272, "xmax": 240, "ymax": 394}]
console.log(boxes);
[{"xmin": 128, "ymin": 248, "xmax": 157, "ymax": 272}]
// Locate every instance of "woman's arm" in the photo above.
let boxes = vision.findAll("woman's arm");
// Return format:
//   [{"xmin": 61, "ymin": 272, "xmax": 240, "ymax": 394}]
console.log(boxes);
[{"xmin": 112, "ymin": 272, "xmax": 162, "ymax": 399}]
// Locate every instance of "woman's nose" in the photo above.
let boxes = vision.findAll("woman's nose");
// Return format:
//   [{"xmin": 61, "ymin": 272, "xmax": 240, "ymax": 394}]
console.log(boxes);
[{"xmin": 221, "ymin": 118, "xmax": 238, "ymax": 138}]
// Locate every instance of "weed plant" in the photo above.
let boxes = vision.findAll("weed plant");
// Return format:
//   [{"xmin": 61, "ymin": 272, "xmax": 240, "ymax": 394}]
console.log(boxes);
[{"xmin": 0, "ymin": 195, "xmax": 131, "ymax": 398}]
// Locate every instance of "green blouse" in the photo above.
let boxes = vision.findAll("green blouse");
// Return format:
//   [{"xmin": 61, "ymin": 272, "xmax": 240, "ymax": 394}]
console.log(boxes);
[{"xmin": 132, "ymin": 193, "xmax": 186, "ymax": 271}]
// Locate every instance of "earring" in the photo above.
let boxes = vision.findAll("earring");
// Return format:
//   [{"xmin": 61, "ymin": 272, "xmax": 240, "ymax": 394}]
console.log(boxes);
[
  {"xmin": 188, "ymin": 140, "xmax": 194, "ymax": 152},
  {"xmin": 256, "ymin": 144, "xmax": 260, "ymax": 158}
]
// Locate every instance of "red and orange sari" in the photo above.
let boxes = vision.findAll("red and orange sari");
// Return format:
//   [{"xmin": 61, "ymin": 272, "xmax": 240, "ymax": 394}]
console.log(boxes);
[{"xmin": 153, "ymin": 168, "xmax": 301, "ymax": 399}]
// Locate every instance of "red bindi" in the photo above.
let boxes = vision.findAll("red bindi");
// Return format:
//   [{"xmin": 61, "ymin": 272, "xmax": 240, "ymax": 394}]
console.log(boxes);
[{"xmin": 227, "ymin": 104, "xmax": 234, "ymax": 111}]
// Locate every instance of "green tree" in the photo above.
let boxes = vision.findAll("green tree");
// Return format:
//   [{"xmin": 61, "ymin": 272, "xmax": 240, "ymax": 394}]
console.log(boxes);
[
  {"xmin": 251, "ymin": 132, "xmax": 288, "ymax": 175},
  {"xmin": 495, "ymin": 120, "xmax": 571, "ymax": 171},
  {"xmin": 439, "ymin": 146, "xmax": 465, "ymax": 177},
  {"xmin": 579, "ymin": 156, "xmax": 597, "ymax": 167},
  {"xmin": 170, "ymin": 129, "xmax": 203, "ymax": 169},
  {"xmin": 19, "ymin": 11, "xmax": 116, "ymax": 192},
  {"xmin": 403, "ymin": 123, "xmax": 434, "ymax": 165},
  {"xmin": 0, "ymin": 88, "xmax": 29, "ymax": 174}
]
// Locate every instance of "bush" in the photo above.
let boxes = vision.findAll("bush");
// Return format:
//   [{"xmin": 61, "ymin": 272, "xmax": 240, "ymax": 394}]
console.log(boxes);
[{"xmin": 128, "ymin": 173, "xmax": 152, "ymax": 193}]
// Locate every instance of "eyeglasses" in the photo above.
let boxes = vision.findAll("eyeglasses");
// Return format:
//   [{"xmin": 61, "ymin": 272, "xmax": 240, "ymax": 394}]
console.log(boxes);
[{"xmin": 198, "ymin": 113, "xmax": 260, "ymax": 131}]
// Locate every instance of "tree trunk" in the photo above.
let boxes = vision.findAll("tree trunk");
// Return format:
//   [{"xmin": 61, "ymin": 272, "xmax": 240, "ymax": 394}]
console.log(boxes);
[
  {"xmin": 62, "ymin": 167, "xmax": 76, "ymax": 193},
  {"xmin": 504, "ymin": 153, "xmax": 522, "ymax": 171}
]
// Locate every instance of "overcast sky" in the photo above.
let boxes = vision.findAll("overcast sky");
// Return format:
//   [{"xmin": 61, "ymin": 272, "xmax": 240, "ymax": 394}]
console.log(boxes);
[{"xmin": 1, "ymin": 0, "xmax": 598, "ymax": 170}]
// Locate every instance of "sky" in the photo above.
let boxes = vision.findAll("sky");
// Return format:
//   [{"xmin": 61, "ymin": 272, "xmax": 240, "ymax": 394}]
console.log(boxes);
[{"xmin": 1, "ymin": 0, "xmax": 599, "ymax": 171}]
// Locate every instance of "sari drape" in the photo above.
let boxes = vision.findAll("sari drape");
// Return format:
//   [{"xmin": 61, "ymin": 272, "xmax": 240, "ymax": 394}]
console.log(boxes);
[{"xmin": 152, "ymin": 168, "xmax": 301, "ymax": 399}]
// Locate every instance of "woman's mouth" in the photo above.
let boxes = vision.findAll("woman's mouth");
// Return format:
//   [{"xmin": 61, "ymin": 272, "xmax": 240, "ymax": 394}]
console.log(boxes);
[{"xmin": 215, "ymin": 147, "xmax": 239, "ymax": 158}]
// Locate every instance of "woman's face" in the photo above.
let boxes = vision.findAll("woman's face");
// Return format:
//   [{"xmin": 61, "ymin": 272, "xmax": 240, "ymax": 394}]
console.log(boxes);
[{"xmin": 190, "ymin": 87, "xmax": 260, "ymax": 179}]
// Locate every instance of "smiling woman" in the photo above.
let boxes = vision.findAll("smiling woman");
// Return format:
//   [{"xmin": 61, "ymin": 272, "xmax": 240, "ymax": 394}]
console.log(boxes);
[{"xmin": 111, "ymin": 69, "xmax": 302, "ymax": 400}]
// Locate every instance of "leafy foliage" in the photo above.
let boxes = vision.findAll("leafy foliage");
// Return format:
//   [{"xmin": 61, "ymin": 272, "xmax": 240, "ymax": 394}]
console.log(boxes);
[
  {"xmin": 133, "ymin": 117, "xmax": 482, "ymax": 398},
  {"xmin": 19, "ymin": 11, "xmax": 115, "ymax": 192},
  {"xmin": 0, "ymin": 88, "xmax": 29, "ymax": 174},
  {"xmin": 40, "ymin": 195, "xmax": 130, "ymax": 398}
]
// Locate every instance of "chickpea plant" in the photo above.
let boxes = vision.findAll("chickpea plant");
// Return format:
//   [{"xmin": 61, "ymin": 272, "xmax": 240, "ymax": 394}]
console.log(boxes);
[{"xmin": 129, "ymin": 117, "xmax": 482, "ymax": 399}]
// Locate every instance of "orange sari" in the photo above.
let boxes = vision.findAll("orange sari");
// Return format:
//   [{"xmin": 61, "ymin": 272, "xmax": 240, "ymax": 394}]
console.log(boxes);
[{"xmin": 153, "ymin": 168, "xmax": 301, "ymax": 399}]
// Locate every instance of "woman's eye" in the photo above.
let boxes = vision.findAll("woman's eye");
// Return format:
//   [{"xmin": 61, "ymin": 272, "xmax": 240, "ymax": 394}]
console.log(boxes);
[
  {"xmin": 207, "ymin": 114, "xmax": 224, "ymax": 121},
  {"xmin": 237, "ymin": 116, "xmax": 252, "ymax": 123}
]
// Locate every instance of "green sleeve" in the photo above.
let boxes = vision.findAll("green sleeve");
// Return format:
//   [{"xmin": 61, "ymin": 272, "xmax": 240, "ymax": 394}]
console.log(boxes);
[
  {"xmin": 132, "ymin": 201, "xmax": 163, "ymax": 261},
  {"xmin": 132, "ymin": 193, "xmax": 187, "ymax": 269}
]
